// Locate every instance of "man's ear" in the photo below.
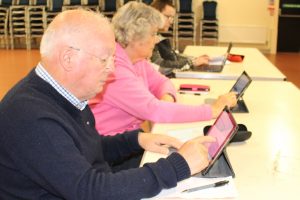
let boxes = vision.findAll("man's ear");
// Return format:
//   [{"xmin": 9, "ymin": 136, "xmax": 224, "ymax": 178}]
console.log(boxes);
[{"xmin": 60, "ymin": 47, "xmax": 74, "ymax": 72}]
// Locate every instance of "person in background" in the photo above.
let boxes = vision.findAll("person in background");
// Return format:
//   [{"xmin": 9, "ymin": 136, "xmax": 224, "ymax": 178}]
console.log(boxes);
[
  {"xmin": 150, "ymin": 0, "xmax": 210, "ymax": 77},
  {"xmin": 89, "ymin": 2, "xmax": 237, "ymax": 136},
  {"xmin": 0, "ymin": 9, "xmax": 217, "ymax": 200}
]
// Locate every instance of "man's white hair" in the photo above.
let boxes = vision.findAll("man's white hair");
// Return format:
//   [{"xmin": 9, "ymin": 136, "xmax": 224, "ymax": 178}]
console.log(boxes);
[{"xmin": 40, "ymin": 9, "xmax": 111, "ymax": 59}]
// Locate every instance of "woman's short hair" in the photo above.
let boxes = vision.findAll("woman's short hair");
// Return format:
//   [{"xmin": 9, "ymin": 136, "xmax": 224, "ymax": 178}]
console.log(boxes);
[{"xmin": 112, "ymin": 2, "xmax": 164, "ymax": 47}]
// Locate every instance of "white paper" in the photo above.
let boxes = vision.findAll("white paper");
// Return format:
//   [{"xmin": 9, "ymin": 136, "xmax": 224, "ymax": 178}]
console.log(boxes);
[
  {"xmin": 142, "ymin": 128, "xmax": 238, "ymax": 199},
  {"xmin": 166, "ymin": 127, "xmax": 204, "ymax": 142},
  {"xmin": 143, "ymin": 176, "xmax": 238, "ymax": 199}
]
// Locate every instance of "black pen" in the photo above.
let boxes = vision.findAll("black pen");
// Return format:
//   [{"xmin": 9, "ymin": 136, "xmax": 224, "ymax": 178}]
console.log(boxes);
[
  {"xmin": 179, "ymin": 91, "xmax": 202, "ymax": 95},
  {"xmin": 181, "ymin": 180, "xmax": 229, "ymax": 193}
]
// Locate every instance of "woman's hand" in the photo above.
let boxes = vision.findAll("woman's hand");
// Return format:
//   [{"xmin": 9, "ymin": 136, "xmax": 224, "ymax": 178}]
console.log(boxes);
[
  {"xmin": 160, "ymin": 93, "xmax": 175, "ymax": 102},
  {"xmin": 212, "ymin": 92, "xmax": 237, "ymax": 118},
  {"xmin": 192, "ymin": 55, "xmax": 210, "ymax": 66}
]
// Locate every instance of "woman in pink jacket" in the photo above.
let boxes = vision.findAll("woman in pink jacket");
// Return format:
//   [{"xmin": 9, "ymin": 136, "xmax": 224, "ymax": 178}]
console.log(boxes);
[{"xmin": 89, "ymin": 2, "xmax": 237, "ymax": 136}]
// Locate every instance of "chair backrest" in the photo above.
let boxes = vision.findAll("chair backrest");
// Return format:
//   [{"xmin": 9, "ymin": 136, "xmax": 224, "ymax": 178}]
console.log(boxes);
[
  {"xmin": 123, "ymin": 0, "xmax": 135, "ymax": 5},
  {"xmin": 86, "ymin": 0, "xmax": 100, "ymax": 5},
  {"xmin": 48, "ymin": 0, "xmax": 63, "ymax": 11},
  {"xmin": 203, "ymin": 0, "xmax": 217, "ymax": 20},
  {"xmin": 102, "ymin": 0, "xmax": 117, "ymax": 12},
  {"xmin": 34, "ymin": 0, "xmax": 47, "ymax": 5},
  {"xmin": 16, "ymin": 0, "xmax": 30, "ymax": 5},
  {"xmin": 0, "ymin": 7, "xmax": 9, "ymax": 29},
  {"xmin": 141, "ymin": 0, "xmax": 153, "ymax": 5},
  {"xmin": 1, "ymin": 0, "xmax": 16, "ymax": 6},
  {"xmin": 177, "ymin": 0, "xmax": 192, "ymax": 13},
  {"xmin": 69, "ymin": 0, "xmax": 81, "ymax": 5},
  {"xmin": 0, "ymin": 7, "xmax": 9, "ymax": 48}
]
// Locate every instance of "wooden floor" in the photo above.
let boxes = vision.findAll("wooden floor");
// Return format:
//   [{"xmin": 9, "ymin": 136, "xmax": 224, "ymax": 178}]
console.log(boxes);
[
  {"xmin": 264, "ymin": 52, "xmax": 300, "ymax": 88},
  {"xmin": 0, "ymin": 49, "xmax": 299, "ymax": 100}
]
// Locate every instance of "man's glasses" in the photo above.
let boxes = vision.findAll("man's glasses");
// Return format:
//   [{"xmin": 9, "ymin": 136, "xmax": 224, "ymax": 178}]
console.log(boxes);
[{"xmin": 69, "ymin": 46, "xmax": 114, "ymax": 70}]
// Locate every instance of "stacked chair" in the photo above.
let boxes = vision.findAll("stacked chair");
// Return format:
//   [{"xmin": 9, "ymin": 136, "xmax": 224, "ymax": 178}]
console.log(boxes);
[
  {"xmin": 200, "ymin": 0, "xmax": 218, "ymax": 44},
  {"xmin": 122, "ymin": 0, "xmax": 135, "ymax": 4},
  {"xmin": 1, "ymin": 0, "xmax": 202, "ymax": 49},
  {"xmin": 82, "ymin": 0, "xmax": 100, "ymax": 12},
  {"xmin": 100, "ymin": 0, "xmax": 120, "ymax": 20},
  {"xmin": 0, "ymin": 3, "xmax": 10, "ymax": 48},
  {"xmin": 123, "ymin": 0, "xmax": 153, "ymax": 5},
  {"xmin": 9, "ymin": 0, "xmax": 30, "ymax": 49},
  {"xmin": 27, "ymin": 0, "xmax": 47, "ymax": 49},
  {"xmin": 175, "ymin": 0, "xmax": 195, "ymax": 49},
  {"xmin": 140, "ymin": 0, "xmax": 153, "ymax": 4},
  {"xmin": 62, "ymin": 0, "xmax": 99, "ymax": 12},
  {"xmin": 8, "ymin": 0, "xmax": 47, "ymax": 49},
  {"xmin": 45, "ymin": 0, "xmax": 63, "ymax": 26}
]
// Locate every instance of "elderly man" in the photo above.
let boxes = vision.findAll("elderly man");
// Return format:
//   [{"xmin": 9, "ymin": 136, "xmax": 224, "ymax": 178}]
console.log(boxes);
[{"xmin": 0, "ymin": 9, "xmax": 214, "ymax": 200}]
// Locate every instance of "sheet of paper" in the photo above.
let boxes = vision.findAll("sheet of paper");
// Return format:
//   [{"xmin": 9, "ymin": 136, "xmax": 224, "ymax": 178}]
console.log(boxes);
[
  {"xmin": 166, "ymin": 126, "xmax": 204, "ymax": 142},
  {"xmin": 143, "ymin": 176, "xmax": 238, "ymax": 199},
  {"xmin": 142, "ymin": 128, "xmax": 238, "ymax": 199}
]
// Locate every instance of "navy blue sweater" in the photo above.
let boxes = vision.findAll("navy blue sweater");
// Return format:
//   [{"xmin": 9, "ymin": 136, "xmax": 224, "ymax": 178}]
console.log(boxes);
[{"xmin": 0, "ymin": 69, "xmax": 190, "ymax": 200}]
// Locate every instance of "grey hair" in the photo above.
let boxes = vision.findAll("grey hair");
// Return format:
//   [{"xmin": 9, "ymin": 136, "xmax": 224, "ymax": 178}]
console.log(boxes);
[
  {"xmin": 112, "ymin": 2, "xmax": 164, "ymax": 47},
  {"xmin": 40, "ymin": 9, "xmax": 111, "ymax": 58}
]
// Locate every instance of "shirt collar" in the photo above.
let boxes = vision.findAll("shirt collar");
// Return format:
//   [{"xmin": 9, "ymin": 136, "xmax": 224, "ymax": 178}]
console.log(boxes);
[{"xmin": 35, "ymin": 63, "xmax": 88, "ymax": 111}]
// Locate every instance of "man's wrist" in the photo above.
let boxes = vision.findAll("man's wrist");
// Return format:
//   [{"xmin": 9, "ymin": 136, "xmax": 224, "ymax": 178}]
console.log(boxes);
[{"xmin": 167, "ymin": 153, "xmax": 191, "ymax": 181}]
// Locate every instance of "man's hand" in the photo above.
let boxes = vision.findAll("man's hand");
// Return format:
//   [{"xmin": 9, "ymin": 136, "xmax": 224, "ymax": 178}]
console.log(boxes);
[
  {"xmin": 178, "ymin": 136, "xmax": 216, "ymax": 175},
  {"xmin": 139, "ymin": 133, "xmax": 217, "ymax": 175},
  {"xmin": 212, "ymin": 92, "xmax": 237, "ymax": 118},
  {"xmin": 138, "ymin": 133, "xmax": 183, "ymax": 154}
]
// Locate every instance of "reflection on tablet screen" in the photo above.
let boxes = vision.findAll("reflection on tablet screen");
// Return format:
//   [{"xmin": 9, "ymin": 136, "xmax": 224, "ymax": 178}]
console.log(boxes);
[
  {"xmin": 201, "ymin": 108, "xmax": 238, "ymax": 175},
  {"xmin": 205, "ymin": 111, "xmax": 234, "ymax": 159},
  {"xmin": 230, "ymin": 71, "xmax": 252, "ymax": 99}
]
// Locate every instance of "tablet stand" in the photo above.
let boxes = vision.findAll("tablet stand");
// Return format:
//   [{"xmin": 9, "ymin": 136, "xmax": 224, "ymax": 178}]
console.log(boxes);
[
  {"xmin": 194, "ymin": 149, "xmax": 235, "ymax": 178},
  {"xmin": 231, "ymin": 97, "xmax": 249, "ymax": 113}
]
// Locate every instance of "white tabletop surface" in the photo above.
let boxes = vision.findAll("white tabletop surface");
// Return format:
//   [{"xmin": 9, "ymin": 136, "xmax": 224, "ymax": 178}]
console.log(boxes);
[
  {"xmin": 175, "ymin": 46, "xmax": 286, "ymax": 81},
  {"xmin": 141, "ymin": 79, "xmax": 300, "ymax": 199}
]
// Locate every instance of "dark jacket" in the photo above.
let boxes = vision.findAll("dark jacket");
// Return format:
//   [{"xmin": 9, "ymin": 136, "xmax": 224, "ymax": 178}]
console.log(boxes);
[
  {"xmin": 0, "ymin": 69, "xmax": 190, "ymax": 200},
  {"xmin": 151, "ymin": 38, "xmax": 192, "ymax": 77}
]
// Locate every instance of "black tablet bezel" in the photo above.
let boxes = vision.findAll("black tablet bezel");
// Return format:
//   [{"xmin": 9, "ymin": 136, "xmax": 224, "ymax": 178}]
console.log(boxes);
[
  {"xmin": 201, "ymin": 107, "xmax": 238, "ymax": 175},
  {"xmin": 230, "ymin": 71, "xmax": 252, "ymax": 99}
]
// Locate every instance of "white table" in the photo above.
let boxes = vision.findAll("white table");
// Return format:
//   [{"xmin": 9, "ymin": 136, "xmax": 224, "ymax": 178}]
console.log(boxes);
[
  {"xmin": 175, "ymin": 46, "xmax": 286, "ymax": 81},
  {"xmin": 141, "ymin": 79, "xmax": 300, "ymax": 199}
]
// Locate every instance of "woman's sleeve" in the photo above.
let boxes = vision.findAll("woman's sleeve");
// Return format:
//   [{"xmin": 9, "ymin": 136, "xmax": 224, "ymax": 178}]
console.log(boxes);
[{"xmin": 103, "ymin": 64, "xmax": 212, "ymax": 123}]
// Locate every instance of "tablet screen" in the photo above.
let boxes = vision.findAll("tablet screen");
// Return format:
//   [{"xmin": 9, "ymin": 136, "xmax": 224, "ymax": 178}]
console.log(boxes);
[
  {"xmin": 230, "ymin": 71, "xmax": 252, "ymax": 99},
  {"xmin": 202, "ymin": 108, "xmax": 238, "ymax": 175}
]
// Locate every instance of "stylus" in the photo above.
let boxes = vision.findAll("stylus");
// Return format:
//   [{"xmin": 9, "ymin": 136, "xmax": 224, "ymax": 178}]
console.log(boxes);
[
  {"xmin": 181, "ymin": 180, "xmax": 229, "ymax": 193},
  {"xmin": 179, "ymin": 91, "xmax": 201, "ymax": 95}
]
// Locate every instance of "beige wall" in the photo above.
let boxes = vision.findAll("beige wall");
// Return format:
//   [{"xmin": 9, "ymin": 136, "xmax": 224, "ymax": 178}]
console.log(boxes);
[{"xmin": 192, "ymin": 0, "xmax": 279, "ymax": 53}]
